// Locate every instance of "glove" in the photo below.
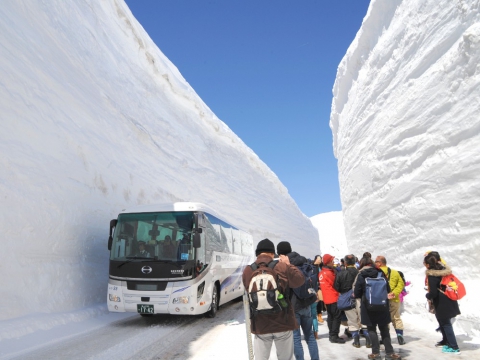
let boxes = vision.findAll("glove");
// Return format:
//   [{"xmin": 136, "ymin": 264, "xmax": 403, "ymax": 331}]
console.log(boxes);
[{"xmin": 425, "ymin": 293, "xmax": 432, "ymax": 300}]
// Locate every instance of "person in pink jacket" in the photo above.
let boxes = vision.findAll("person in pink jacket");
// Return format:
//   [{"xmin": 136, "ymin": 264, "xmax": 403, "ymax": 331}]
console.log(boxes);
[{"xmin": 319, "ymin": 254, "xmax": 345, "ymax": 344}]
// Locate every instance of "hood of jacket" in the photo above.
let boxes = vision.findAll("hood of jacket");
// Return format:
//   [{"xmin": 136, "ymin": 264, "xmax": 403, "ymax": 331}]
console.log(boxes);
[
  {"xmin": 360, "ymin": 266, "xmax": 379, "ymax": 278},
  {"xmin": 425, "ymin": 264, "xmax": 452, "ymax": 277},
  {"xmin": 287, "ymin": 251, "xmax": 307, "ymax": 266}
]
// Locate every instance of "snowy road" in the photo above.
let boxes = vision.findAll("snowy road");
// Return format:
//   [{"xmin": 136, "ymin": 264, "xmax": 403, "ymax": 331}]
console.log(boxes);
[
  {"xmin": 5, "ymin": 299, "xmax": 250, "ymax": 360},
  {"xmin": 3, "ymin": 300, "xmax": 480, "ymax": 359}
]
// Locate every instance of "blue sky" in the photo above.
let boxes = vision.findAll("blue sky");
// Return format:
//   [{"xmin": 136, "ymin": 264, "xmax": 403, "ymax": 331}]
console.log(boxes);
[{"xmin": 125, "ymin": 0, "xmax": 370, "ymax": 217}]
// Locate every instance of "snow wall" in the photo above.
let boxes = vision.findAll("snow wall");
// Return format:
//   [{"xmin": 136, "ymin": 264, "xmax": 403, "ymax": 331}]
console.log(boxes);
[
  {"xmin": 331, "ymin": 0, "xmax": 480, "ymax": 334},
  {"xmin": 310, "ymin": 211, "xmax": 348, "ymax": 259},
  {"xmin": 0, "ymin": 0, "xmax": 319, "ymax": 321}
]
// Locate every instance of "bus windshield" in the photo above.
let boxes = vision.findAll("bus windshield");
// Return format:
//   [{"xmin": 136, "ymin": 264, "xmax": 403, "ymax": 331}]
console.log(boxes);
[{"xmin": 110, "ymin": 211, "xmax": 195, "ymax": 263}]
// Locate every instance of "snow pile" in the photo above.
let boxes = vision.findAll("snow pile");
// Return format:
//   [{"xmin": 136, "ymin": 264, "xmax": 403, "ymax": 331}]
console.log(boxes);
[
  {"xmin": 310, "ymin": 211, "xmax": 348, "ymax": 259},
  {"xmin": 0, "ymin": 0, "xmax": 318, "ymax": 326},
  {"xmin": 330, "ymin": 0, "xmax": 480, "ymax": 334}
]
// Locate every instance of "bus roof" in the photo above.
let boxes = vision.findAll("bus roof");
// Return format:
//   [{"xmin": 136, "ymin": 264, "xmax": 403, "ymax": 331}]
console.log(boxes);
[
  {"xmin": 119, "ymin": 202, "xmax": 215, "ymax": 215},
  {"xmin": 117, "ymin": 202, "xmax": 249, "ymax": 234}
]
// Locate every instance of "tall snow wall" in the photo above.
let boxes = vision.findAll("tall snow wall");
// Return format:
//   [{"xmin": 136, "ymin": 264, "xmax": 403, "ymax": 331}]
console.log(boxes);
[
  {"xmin": 0, "ymin": 0, "xmax": 318, "ymax": 321},
  {"xmin": 330, "ymin": 0, "xmax": 480, "ymax": 333}
]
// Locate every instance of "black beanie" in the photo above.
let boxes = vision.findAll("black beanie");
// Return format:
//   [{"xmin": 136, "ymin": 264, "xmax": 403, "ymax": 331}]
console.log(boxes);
[
  {"xmin": 255, "ymin": 238, "xmax": 275, "ymax": 256},
  {"xmin": 277, "ymin": 241, "xmax": 292, "ymax": 255}
]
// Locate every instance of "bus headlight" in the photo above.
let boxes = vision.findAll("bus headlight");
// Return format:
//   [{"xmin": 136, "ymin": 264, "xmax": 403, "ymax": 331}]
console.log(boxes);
[
  {"xmin": 172, "ymin": 296, "xmax": 190, "ymax": 304},
  {"xmin": 109, "ymin": 294, "xmax": 121, "ymax": 302}
]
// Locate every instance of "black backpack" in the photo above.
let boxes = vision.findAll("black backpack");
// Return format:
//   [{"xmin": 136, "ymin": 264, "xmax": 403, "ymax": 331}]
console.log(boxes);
[
  {"xmin": 387, "ymin": 267, "xmax": 406, "ymax": 286},
  {"xmin": 292, "ymin": 262, "xmax": 318, "ymax": 307}
]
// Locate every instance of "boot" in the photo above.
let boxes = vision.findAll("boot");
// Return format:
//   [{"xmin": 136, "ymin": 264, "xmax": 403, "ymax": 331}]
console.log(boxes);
[
  {"xmin": 365, "ymin": 333, "xmax": 372, "ymax": 348},
  {"xmin": 314, "ymin": 331, "xmax": 319, "ymax": 340},
  {"xmin": 329, "ymin": 335, "xmax": 346, "ymax": 344},
  {"xmin": 317, "ymin": 313, "xmax": 324, "ymax": 323},
  {"xmin": 352, "ymin": 334, "xmax": 361, "ymax": 348},
  {"xmin": 435, "ymin": 339, "xmax": 447, "ymax": 347},
  {"xmin": 385, "ymin": 353, "xmax": 402, "ymax": 360},
  {"xmin": 395, "ymin": 329, "xmax": 405, "ymax": 345},
  {"xmin": 344, "ymin": 328, "xmax": 353, "ymax": 338},
  {"xmin": 367, "ymin": 355, "xmax": 381, "ymax": 360}
]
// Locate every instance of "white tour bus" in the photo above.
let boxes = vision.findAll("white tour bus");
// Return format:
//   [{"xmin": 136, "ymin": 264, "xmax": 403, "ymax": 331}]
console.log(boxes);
[{"xmin": 107, "ymin": 202, "xmax": 254, "ymax": 317}]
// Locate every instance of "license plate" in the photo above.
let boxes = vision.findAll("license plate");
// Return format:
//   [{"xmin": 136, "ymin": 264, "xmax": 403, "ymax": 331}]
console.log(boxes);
[{"xmin": 137, "ymin": 304, "xmax": 154, "ymax": 314}]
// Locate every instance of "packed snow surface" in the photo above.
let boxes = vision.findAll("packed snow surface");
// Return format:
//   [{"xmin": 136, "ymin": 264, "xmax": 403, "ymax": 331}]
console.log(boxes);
[
  {"xmin": 0, "ymin": 0, "xmax": 318, "ymax": 327},
  {"xmin": 330, "ymin": 0, "xmax": 480, "ymax": 333}
]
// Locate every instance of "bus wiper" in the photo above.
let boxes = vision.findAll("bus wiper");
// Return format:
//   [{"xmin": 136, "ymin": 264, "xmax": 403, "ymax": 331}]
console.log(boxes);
[{"xmin": 117, "ymin": 256, "xmax": 152, "ymax": 268}]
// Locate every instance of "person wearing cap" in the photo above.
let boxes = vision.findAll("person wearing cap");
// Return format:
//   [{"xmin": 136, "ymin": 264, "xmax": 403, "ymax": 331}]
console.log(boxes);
[
  {"xmin": 277, "ymin": 241, "xmax": 319, "ymax": 360},
  {"xmin": 136, "ymin": 241, "xmax": 151, "ymax": 257},
  {"xmin": 319, "ymin": 253, "xmax": 345, "ymax": 344},
  {"xmin": 242, "ymin": 239, "xmax": 305, "ymax": 360}
]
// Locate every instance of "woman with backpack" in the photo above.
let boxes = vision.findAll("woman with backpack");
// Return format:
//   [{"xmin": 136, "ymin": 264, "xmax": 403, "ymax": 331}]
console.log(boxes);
[
  {"xmin": 424, "ymin": 253, "xmax": 461, "ymax": 354},
  {"xmin": 354, "ymin": 257, "xmax": 401, "ymax": 360}
]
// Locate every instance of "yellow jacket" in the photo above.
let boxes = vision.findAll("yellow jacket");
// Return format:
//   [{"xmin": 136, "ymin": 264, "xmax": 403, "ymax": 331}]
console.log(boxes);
[{"xmin": 379, "ymin": 266, "xmax": 404, "ymax": 302}]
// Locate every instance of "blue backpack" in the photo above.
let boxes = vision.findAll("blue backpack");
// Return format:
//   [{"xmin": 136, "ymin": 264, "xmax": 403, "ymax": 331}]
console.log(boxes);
[
  {"xmin": 292, "ymin": 263, "xmax": 318, "ymax": 307},
  {"xmin": 364, "ymin": 272, "xmax": 388, "ymax": 311}
]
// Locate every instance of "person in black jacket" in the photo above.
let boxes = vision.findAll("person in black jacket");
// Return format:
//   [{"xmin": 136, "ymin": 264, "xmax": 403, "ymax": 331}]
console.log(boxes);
[
  {"xmin": 354, "ymin": 257, "xmax": 401, "ymax": 360},
  {"xmin": 424, "ymin": 253, "xmax": 461, "ymax": 354},
  {"xmin": 334, "ymin": 254, "xmax": 362, "ymax": 348},
  {"xmin": 277, "ymin": 241, "xmax": 319, "ymax": 360},
  {"xmin": 313, "ymin": 255, "xmax": 326, "ymax": 324}
]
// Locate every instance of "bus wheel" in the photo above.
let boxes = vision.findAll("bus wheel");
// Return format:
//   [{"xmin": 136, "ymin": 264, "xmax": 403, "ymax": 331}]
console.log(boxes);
[{"xmin": 206, "ymin": 284, "xmax": 218, "ymax": 318}]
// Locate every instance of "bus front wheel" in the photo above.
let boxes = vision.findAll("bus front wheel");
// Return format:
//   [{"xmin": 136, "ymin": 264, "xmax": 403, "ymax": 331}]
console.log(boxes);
[{"xmin": 206, "ymin": 284, "xmax": 218, "ymax": 318}]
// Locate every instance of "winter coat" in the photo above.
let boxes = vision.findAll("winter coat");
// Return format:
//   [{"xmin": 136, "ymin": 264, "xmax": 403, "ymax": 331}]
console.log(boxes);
[
  {"xmin": 425, "ymin": 264, "xmax": 461, "ymax": 320},
  {"xmin": 379, "ymin": 266, "xmax": 404, "ymax": 303},
  {"xmin": 242, "ymin": 254, "xmax": 305, "ymax": 335},
  {"xmin": 334, "ymin": 265, "xmax": 359, "ymax": 294},
  {"xmin": 287, "ymin": 251, "xmax": 316, "ymax": 311},
  {"xmin": 354, "ymin": 266, "xmax": 392, "ymax": 327},
  {"xmin": 319, "ymin": 266, "xmax": 339, "ymax": 305}
]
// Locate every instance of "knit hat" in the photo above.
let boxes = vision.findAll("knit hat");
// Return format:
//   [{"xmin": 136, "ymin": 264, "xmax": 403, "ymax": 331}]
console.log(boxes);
[
  {"xmin": 276, "ymin": 241, "xmax": 292, "ymax": 255},
  {"xmin": 255, "ymin": 238, "xmax": 275, "ymax": 256},
  {"xmin": 323, "ymin": 254, "xmax": 334, "ymax": 265}
]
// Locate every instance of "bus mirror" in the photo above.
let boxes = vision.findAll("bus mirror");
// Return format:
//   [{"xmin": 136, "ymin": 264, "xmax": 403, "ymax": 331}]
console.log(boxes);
[
  {"xmin": 193, "ymin": 233, "xmax": 201, "ymax": 248},
  {"xmin": 108, "ymin": 219, "xmax": 117, "ymax": 250}
]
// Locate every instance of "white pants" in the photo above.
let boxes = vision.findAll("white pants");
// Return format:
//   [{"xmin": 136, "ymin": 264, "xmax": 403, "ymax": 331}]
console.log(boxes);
[
  {"xmin": 254, "ymin": 330, "xmax": 294, "ymax": 360},
  {"xmin": 345, "ymin": 305, "xmax": 361, "ymax": 332}
]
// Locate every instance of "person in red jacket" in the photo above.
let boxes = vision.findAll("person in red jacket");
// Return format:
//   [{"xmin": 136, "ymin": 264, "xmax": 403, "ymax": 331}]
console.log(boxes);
[{"xmin": 319, "ymin": 253, "xmax": 345, "ymax": 344}]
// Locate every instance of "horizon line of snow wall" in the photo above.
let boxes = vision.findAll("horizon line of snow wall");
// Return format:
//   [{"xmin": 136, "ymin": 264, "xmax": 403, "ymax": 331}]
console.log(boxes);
[
  {"xmin": 0, "ymin": 0, "xmax": 319, "ymax": 321},
  {"xmin": 330, "ymin": 0, "xmax": 480, "ymax": 332}
]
